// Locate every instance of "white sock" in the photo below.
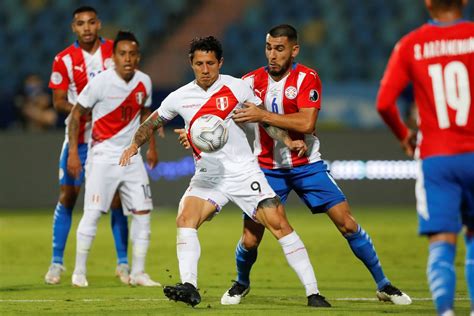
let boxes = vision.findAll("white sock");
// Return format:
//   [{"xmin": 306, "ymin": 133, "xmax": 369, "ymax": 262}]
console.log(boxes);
[
  {"xmin": 74, "ymin": 210, "xmax": 102, "ymax": 275},
  {"xmin": 279, "ymin": 231, "xmax": 319, "ymax": 296},
  {"xmin": 130, "ymin": 212, "xmax": 151, "ymax": 275},
  {"xmin": 177, "ymin": 228, "xmax": 200, "ymax": 288}
]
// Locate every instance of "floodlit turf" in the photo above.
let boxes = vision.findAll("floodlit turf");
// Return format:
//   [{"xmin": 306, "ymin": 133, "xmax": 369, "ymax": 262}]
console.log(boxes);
[{"xmin": 0, "ymin": 206, "xmax": 470, "ymax": 315}]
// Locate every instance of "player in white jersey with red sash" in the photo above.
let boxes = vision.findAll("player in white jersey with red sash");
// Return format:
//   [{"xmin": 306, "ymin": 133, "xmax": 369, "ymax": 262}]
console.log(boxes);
[
  {"xmin": 67, "ymin": 31, "xmax": 159, "ymax": 288},
  {"xmin": 120, "ymin": 36, "xmax": 331, "ymax": 308},
  {"xmin": 45, "ymin": 6, "xmax": 129, "ymax": 285},
  {"xmin": 220, "ymin": 25, "xmax": 411, "ymax": 306}
]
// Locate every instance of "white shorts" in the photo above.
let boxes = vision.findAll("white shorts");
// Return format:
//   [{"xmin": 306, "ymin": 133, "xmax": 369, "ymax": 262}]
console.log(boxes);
[
  {"xmin": 181, "ymin": 168, "xmax": 276, "ymax": 221},
  {"xmin": 84, "ymin": 159, "xmax": 153, "ymax": 214}
]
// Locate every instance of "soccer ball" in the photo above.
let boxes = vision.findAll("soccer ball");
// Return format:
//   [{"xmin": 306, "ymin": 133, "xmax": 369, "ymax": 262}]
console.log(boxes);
[{"xmin": 190, "ymin": 114, "xmax": 229, "ymax": 153}]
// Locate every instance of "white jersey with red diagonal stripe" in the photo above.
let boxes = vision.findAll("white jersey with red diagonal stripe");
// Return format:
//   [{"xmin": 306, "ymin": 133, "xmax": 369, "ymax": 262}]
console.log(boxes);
[
  {"xmin": 49, "ymin": 38, "xmax": 114, "ymax": 144},
  {"xmin": 77, "ymin": 68, "xmax": 152, "ymax": 163},
  {"xmin": 243, "ymin": 63, "xmax": 322, "ymax": 169},
  {"xmin": 157, "ymin": 74, "xmax": 262, "ymax": 176}
]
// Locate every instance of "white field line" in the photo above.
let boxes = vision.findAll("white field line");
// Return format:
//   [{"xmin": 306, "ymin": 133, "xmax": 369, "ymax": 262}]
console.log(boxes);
[{"xmin": 0, "ymin": 297, "xmax": 471, "ymax": 303}]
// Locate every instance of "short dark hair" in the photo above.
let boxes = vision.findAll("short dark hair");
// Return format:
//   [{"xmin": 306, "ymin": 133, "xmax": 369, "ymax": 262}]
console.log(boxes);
[
  {"xmin": 113, "ymin": 30, "xmax": 140, "ymax": 52},
  {"xmin": 188, "ymin": 36, "xmax": 223, "ymax": 61},
  {"xmin": 72, "ymin": 6, "xmax": 97, "ymax": 18},
  {"xmin": 431, "ymin": 0, "xmax": 463, "ymax": 10},
  {"xmin": 268, "ymin": 24, "xmax": 298, "ymax": 43}
]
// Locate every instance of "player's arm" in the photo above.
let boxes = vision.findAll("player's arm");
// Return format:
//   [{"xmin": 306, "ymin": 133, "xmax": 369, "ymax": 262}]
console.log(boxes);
[
  {"xmin": 234, "ymin": 103, "xmax": 318, "ymax": 134},
  {"xmin": 67, "ymin": 103, "xmax": 91, "ymax": 178},
  {"xmin": 376, "ymin": 40, "xmax": 414, "ymax": 157},
  {"xmin": 119, "ymin": 111, "xmax": 165, "ymax": 166},
  {"xmin": 263, "ymin": 123, "xmax": 307, "ymax": 158},
  {"xmin": 140, "ymin": 108, "xmax": 159, "ymax": 168},
  {"xmin": 52, "ymin": 89, "xmax": 74, "ymax": 114}
]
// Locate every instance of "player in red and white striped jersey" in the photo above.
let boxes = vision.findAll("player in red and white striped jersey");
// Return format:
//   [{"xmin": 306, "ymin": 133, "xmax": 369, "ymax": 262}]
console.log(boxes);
[
  {"xmin": 376, "ymin": 1, "xmax": 474, "ymax": 314},
  {"xmin": 221, "ymin": 24, "xmax": 411, "ymax": 306},
  {"xmin": 45, "ymin": 6, "xmax": 130, "ymax": 285},
  {"xmin": 68, "ymin": 31, "xmax": 159, "ymax": 288}
]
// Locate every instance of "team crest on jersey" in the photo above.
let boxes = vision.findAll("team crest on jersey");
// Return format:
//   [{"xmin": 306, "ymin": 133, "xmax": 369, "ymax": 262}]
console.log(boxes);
[
  {"xmin": 216, "ymin": 96, "xmax": 229, "ymax": 111},
  {"xmin": 51, "ymin": 72, "xmax": 63, "ymax": 85},
  {"xmin": 285, "ymin": 86, "xmax": 297, "ymax": 99},
  {"xmin": 135, "ymin": 92, "xmax": 145, "ymax": 105},
  {"xmin": 309, "ymin": 89, "xmax": 319, "ymax": 102}
]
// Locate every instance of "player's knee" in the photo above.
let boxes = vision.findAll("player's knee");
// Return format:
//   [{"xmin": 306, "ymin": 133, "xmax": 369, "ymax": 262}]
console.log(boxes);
[
  {"xmin": 77, "ymin": 210, "xmax": 102, "ymax": 237},
  {"xmin": 59, "ymin": 186, "xmax": 80, "ymax": 208},
  {"xmin": 241, "ymin": 233, "xmax": 260, "ymax": 250},
  {"xmin": 131, "ymin": 212, "xmax": 151, "ymax": 241},
  {"xmin": 176, "ymin": 211, "xmax": 199, "ymax": 228}
]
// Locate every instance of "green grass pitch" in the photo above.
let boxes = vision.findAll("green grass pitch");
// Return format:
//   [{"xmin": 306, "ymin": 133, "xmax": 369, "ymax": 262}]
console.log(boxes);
[{"xmin": 0, "ymin": 206, "xmax": 470, "ymax": 315}]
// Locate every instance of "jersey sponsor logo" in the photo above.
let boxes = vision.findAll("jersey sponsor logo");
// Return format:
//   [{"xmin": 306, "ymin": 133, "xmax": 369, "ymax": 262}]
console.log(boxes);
[
  {"xmin": 104, "ymin": 58, "xmax": 114, "ymax": 69},
  {"xmin": 309, "ymin": 89, "xmax": 319, "ymax": 102},
  {"xmin": 216, "ymin": 96, "xmax": 229, "ymax": 111},
  {"xmin": 135, "ymin": 92, "xmax": 145, "ymax": 105},
  {"xmin": 51, "ymin": 72, "xmax": 63, "ymax": 85},
  {"xmin": 285, "ymin": 86, "xmax": 297, "ymax": 99},
  {"xmin": 254, "ymin": 88, "xmax": 263, "ymax": 98}
]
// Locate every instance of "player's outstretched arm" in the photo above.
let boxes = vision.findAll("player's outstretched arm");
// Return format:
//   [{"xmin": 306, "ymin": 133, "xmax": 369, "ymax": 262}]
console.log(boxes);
[
  {"xmin": 119, "ymin": 111, "xmax": 165, "ymax": 166},
  {"xmin": 67, "ymin": 104, "xmax": 90, "ymax": 178},
  {"xmin": 140, "ymin": 108, "xmax": 160, "ymax": 168}
]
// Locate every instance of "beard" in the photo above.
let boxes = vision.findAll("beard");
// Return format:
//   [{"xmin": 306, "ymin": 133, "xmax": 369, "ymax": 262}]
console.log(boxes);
[{"xmin": 268, "ymin": 59, "xmax": 292, "ymax": 77}]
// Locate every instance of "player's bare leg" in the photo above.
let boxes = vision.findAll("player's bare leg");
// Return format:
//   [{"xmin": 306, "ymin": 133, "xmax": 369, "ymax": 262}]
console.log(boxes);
[
  {"xmin": 163, "ymin": 196, "xmax": 217, "ymax": 307},
  {"xmin": 327, "ymin": 201, "xmax": 411, "ymax": 305},
  {"xmin": 45, "ymin": 185, "xmax": 80, "ymax": 285},
  {"xmin": 255, "ymin": 199, "xmax": 330, "ymax": 307}
]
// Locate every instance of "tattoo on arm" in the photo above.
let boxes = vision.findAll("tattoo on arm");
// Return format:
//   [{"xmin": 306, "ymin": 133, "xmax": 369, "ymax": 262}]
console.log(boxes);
[
  {"xmin": 68, "ymin": 104, "xmax": 90, "ymax": 150},
  {"xmin": 262, "ymin": 124, "xmax": 289, "ymax": 143},
  {"xmin": 133, "ymin": 111, "xmax": 164, "ymax": 148}
]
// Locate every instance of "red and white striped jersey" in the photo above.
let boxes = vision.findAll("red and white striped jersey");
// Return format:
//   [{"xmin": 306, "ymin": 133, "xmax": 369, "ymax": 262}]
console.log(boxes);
[
  {"xmin": 377, "ymin": 20, "xmax": 474, "ymax": 159},
  {"xmin": 157, "ymin": 74, "xmax": 262, "ymax": 176},
  {"xmin": 243, "ymin": 63, "xmax": 322, "ymax": 169},
  {"xmin": 49, "ymin": 38, "xmax": 114, "ymax": 144},
  {"xmin": 77, "ymin": 68, "xmax": 152, "ymax": 163}
]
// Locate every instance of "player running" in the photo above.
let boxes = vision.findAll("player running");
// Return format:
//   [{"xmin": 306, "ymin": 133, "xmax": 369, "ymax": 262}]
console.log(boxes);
[
  {"xmin": 120, "ymin": 36, "xmax": 331, "ymax": 308},
  {"xmin": 45, "ymin": 6, "xmax": 131, "ymax": 285},
  {"xmin": 376, "ymin": 0, "xmax": 474, "ymax": 314},
  {"xmin": 68, "ymin": 31, "xmax": 159, "ymax": 287}
]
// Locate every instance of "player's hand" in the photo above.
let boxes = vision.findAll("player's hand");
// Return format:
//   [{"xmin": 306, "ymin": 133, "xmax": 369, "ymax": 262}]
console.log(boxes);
[
  {"xmin": 146, "ymin": 147, "xmax": 158, "ymax": 168},
  {"xmin": 67, "ymin": 152, "xmax": 82, "ymax": 178},
  {"xmin": 119, "ymin": 143, "xmax": 139, "ymax": 166},
  {"xmin": 232, "ymin": 102, "xmax": 267, "ymax": 123},
  {"xmin": 157, "ymin": 126, "xmax": 165, "ymax": 138},
  {"xmin": 174, "ymin": 128, "xmax": 191, "ymax": 149},
  {"xmin": 284, "ymin": 139, "xmax": 308, "ymax": 157},
  {"xmin": 400, "ymin": 129, "xmax": 416, "ymax": 158}
]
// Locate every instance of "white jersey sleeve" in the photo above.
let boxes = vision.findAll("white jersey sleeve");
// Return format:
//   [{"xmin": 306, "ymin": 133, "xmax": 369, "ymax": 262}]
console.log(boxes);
[
  {"xmin": 237, "ymin": 79, "xmax": 262, "ymax": 106},
  {"xmin": 77, "ymin": 75, "xmax": 102, "ymax": 109},
  {"xmin": 144, "ymin": 74, "xmax": 152, "ymax": 108},
  {"xmin": 157, "ymin": 91, "xmax": 179, "ymax": 121}
]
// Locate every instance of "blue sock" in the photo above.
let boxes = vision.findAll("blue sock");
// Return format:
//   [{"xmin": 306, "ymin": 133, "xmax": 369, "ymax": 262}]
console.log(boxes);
[
  {"xmin": 52, "ymin": 203, "xmax": 73, "ymax": 264},
  {"xmin": 111, "ymin": 208, "xmax": 129, "ymax": 265},
  {"xmin": 465, "ymin": 234, "xmax": 474, "ymax": 309},
  {"xmin": 235, "ymin": 241, "xmax": 257, "ymax": 287},
  {"xmin": 427, "ymin": 241, "xmax": 456, "ymax": 315},
  {"xmin": 345, "ymin": 225, "xmax": 390, "ymax": 290}
]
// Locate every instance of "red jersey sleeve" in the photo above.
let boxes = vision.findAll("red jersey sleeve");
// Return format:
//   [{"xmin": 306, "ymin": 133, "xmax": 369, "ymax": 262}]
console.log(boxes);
[
  {"xmin": 48, "ymin": 55, "xmax": 70, "ymax": 91},
  {"xmin": 297, "ymin": 70, "xmax": 321, "ymax": 109},
  {"xmin": 376, "ymin": 40, "xmax": 411, "ymax": 140}
]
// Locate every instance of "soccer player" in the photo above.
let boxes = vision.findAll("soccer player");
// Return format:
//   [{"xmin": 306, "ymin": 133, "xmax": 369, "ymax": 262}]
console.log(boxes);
[
  {"xmin": 45, "ymin": 6, "xmax": 130, "ymax": 285},
  {"xmin": 67, "ymin": 30, "xmax": 160, "ymax": 288},
  {"xmin": 376, "ymin": 1, "xmax": 474, "ymax": 315},
  {"xmin": 220, "ymin": 24, "xmax": 412, "ymax": 305},
  {"xmin": 120, "ymin": 36, "xmax": 331, "ymax": 308}
]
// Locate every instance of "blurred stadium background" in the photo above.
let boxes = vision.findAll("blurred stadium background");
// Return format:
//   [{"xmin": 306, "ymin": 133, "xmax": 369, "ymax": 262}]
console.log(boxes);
[{"xmin": 0, "ymin": 0, "xmax": 473, "ymax": 208}]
